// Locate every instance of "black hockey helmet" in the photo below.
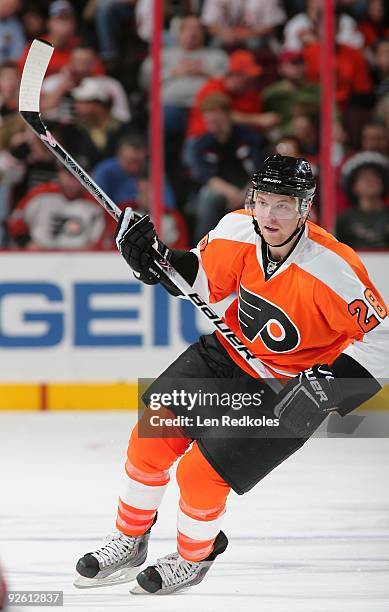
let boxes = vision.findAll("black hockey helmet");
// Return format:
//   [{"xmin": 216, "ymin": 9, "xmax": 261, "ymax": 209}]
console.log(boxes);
[{"xmin": 246, "ymin": 154, "xmax": 316, "ymax": 215}]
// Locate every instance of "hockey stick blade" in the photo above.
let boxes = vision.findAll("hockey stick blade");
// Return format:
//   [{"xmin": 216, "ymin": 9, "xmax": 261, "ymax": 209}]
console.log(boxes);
[
  {"xmin": 18, "ymin": 39, "xmax": 282, "ymax": 392},
  {"xmin": 19, "ymin": 39, "xmax": 54, "ymax": 113}
]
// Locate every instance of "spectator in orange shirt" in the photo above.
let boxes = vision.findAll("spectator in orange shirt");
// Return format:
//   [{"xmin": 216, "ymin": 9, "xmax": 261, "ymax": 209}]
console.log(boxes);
[
  {"xmin": 186, "ymin": 50, "xmax": 280, "ymax": 139},
  {"xmin": 18, "ymin": 1, "xmax": 104, "ymax": 78},
  {"xmin": 302, "ymin": 41, "xmax": 374, "ymax": 111},
  {"xmin": 18, "ymin": 1, "xmax": 78, "ymax": 76}
]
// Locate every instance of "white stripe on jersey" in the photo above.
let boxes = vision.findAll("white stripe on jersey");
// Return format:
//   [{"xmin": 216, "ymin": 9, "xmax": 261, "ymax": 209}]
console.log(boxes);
[
  {"xmin": 295, "ymin": 236, "xmax": 366, "ymax": 304},
  {"xmin": 206, "ymin": 211, "xmax": 257, "ymax": 247}
]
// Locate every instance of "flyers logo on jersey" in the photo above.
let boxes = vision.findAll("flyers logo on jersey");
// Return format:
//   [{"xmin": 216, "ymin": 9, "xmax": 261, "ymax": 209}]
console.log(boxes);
[{"xmin": 238, "ymin": 285, "xmax": 300, "ymax": 353}]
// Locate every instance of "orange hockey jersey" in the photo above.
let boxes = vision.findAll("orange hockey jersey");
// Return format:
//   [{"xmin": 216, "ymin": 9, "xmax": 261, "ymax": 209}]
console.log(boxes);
[{"xmin": 192, "ymin": 210, "xmax": 389, "ymax": 383}]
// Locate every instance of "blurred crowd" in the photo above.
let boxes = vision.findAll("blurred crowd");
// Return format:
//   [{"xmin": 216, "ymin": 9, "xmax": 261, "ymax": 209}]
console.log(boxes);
[{"xmin": 0, "ymin": 0, "xmax": 388, "ymax": 251}]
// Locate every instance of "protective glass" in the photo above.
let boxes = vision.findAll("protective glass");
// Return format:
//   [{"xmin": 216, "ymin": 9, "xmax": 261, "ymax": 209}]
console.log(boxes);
[{"xmin": 251, "ymin": 190, "xmax": 301, "ymax": 219}]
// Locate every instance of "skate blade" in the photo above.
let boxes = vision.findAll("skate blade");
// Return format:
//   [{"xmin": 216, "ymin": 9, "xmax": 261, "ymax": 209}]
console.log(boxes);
[
  {"xmin": 130, "ymin": 582, "xmax": 150, "ymax": 595},
  {"xmin": 130, "ymin": 581, "xmax": 191, "ymax": 596},
  {"xmin": 74, "ymin": 566, "xmax": 141, "ymax": 589}
]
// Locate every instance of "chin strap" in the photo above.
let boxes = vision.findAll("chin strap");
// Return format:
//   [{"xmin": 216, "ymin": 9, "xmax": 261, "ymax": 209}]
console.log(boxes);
[{"xmin": 251, "ymin": 214, "xmax": 306, "ymax": 248}]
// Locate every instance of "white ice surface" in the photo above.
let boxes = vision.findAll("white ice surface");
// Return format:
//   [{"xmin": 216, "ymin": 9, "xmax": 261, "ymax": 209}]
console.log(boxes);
[{"xmin": 1, "ymin": 411, "xmax": 389, "ymax": 612}]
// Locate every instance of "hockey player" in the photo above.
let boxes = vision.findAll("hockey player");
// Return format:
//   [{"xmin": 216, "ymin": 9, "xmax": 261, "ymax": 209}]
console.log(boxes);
[{"xmin": 75, "ymin": 154, "xmax": 389, "ymax": 594}]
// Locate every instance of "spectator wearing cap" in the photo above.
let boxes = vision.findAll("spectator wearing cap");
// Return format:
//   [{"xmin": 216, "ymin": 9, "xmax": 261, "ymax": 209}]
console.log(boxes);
[
  {"xmin": 139, "ymin": 15, "xmax": 228, "ymax": 137},
  {"xmin": 41, "ymin": 44, "xmax": 129, "ymax": 124},
  {"xmin": 18, "ymin": 0, "xmax": 87, "ymax": 77},
  {"xmin": 186, "ymin": 93, "xmax": 265, "ymax": 243},
  {"xmin": 0, "ymin": 0, "xmax": 25, "ymax": 64},
  {"xmin": 262, "ymin": 50, "xmax": 320, "ymax": 132},
  {"xmin": 58, "ymin": 77, "xmax": 133, "ymax": 171},
  {"xmin": 201, "ymin": 0, "xmax": 286, "ymax": 50},
  {"xmin": 187, "ymin": 50, "xmax": 280, "ymax": 139},
  {"xmin": 93, "ymin": 134, "xmax": 176, "ymax": 210},
  {"xmin": 336, "ymin": 151, "xmax": 389, "ymax": 249}
]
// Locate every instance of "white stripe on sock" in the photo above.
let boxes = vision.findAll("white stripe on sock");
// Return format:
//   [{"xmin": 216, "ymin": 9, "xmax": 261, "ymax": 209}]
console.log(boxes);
[
  {"xmin": 177, "ymin": 507, "xmax": 225, "ymax": 541},
  {"xmin": 121, "ymin": 473, "xmax": 167, "ymax": 510}
]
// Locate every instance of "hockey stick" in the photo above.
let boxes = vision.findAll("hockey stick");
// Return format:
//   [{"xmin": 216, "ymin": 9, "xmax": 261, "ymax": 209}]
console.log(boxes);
[{"xmin": 19, "ymin": 39, "xmax": 282, "ymax": 393}]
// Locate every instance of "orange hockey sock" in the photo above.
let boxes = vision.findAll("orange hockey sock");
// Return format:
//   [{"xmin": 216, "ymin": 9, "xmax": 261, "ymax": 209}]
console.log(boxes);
[
  {"xmin": 176, "ymin": 442, "xmax": 231, "ymax": 561},
  {"xmin": 116, "ymin": 410, "xmax": 191, "ymax": 536}
]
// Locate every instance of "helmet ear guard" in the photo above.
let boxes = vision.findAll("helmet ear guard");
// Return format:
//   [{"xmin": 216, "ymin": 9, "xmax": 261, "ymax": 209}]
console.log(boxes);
[
  {"xmin": 244, "ymin": 187, "xmax": 255, "ymax": 211},
  {"xmin": 298, "ymin": 196, "xmax": 313, "ymax": 216}
]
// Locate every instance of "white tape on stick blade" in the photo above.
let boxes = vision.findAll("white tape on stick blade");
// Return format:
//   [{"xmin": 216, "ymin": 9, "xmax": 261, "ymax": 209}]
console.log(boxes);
[{"xmin": 19, "ymin": 39, "xmax": 54, "ymax": 113}]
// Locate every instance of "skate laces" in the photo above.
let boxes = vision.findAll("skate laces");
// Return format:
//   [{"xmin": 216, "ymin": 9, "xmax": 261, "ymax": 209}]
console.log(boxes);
[
  {"xmin": 93, "ymin": 532, "xmax": 138, "ymax": 568},
  {"xmin": 155, "ymin": 553, "xmax": 199, "ymax": 587}
]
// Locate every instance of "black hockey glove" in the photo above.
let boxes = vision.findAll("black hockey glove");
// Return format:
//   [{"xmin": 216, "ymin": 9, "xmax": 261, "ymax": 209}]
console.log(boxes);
[
  {"xmin": 273, "ymin": 364, "xmax": 343, "ymax": 438},
  {"xmin": 115, "ymin": 209, "xmax": 170, "ymax": 285}
]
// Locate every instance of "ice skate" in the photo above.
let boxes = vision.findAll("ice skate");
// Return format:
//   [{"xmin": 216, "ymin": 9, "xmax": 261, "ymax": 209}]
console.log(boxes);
[
  {"xmin": 74, "ymin": 516, "xmax": 156, "ymax": 588},
  {"xmin": 130, "ymin": 530, "xmax": 228, "ymax": 595}
]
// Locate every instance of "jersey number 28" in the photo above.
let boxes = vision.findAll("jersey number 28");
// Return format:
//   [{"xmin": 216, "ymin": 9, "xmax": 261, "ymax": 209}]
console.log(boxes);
[{"xmin": 348, "ymin": 288, "xmax": 388, "ymax": 333}]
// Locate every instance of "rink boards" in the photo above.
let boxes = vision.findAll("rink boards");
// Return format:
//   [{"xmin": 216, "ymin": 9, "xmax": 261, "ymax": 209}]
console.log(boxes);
[{"xmin": 0, "ymin": 251, "xmax": 388, "ymax": 410}]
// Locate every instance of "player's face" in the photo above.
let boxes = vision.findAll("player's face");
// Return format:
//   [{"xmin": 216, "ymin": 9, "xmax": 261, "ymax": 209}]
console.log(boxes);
[{"xmin": 254, "ymin": 192, "xmax": 302, "ymax": 244}]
